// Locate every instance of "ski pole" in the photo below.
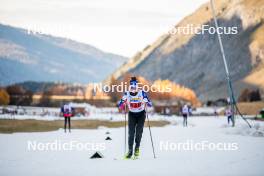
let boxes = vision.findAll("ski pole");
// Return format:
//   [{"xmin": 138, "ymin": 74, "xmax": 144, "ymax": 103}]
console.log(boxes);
[
  {"xmin": 146, "ymin": 108, "xmax": 156, "ymax": 159},
  {"xmin": 124, "ymin": 105, "xmax": 127, "ymax": 155}
]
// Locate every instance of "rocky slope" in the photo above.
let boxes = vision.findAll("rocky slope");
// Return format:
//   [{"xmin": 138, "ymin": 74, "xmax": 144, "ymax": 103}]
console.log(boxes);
[{"xmin": 108, "ymin": 0, "xmax": 264, "ymax": 101}]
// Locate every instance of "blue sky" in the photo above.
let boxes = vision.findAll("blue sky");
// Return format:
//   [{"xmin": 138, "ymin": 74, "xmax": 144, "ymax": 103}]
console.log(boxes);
[{"xmin": 0, "ymin": 0, "xmax": 208, "ymax": 57}]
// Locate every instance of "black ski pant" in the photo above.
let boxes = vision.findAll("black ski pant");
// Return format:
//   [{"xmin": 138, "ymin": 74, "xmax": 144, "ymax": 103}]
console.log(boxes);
[
  {"xmin": 64, "ymin": 117, "xmax": 71, "ymax": 132},
  {"xmin": 227, "ymin": 115, "xmax": 232, "ymax": 124},
  {"xmin": 128, "ymin": 110, "xmax": 146, "ymax": 152},
  {"xmin": 183, "ymin": 114, "xmax": 188, "ymax": 127}
]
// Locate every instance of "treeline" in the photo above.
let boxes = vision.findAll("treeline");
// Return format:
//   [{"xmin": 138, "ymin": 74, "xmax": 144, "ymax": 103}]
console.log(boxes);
[
  {"xmin": 205, "ymin": 88, "xmax": 262, "ymax": 107},
  {"xmin": 0, "ymin": 80, "xmax": 262, "ymax": 107},
  {"xmin": 107, "ymin": 74, "xmax": 263, "ymax": 107},
  {"xmin": 0, "ymin": 85, "xmax": 33, "ymax": 106},
  {"xmin": 0, "ymin": 88, "xmax": 9, "ymax": 105},
  {"xmin": 0, "ymin": 82, "xmax": 86, "ymax": 107},
  {"xmin": 0, "ymin": 81, "xmax": 64, "ymax": 106},
  {"xmin": 107, "ymin": 74, "xmax": 200, "ymax": 106},
  {"xmin": 238, "ymin": 89, "xmax": 261, "ymax": 102}
]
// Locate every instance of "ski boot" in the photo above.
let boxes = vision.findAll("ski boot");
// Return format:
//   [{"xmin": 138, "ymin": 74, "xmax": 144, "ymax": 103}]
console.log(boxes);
[
  {"xmin": 124, "ymin": 150, "xmax": 133, "ymax": 159},
  {"xmin": 133, "ymin": 148, "xmax": 140, "ymax": 160}
]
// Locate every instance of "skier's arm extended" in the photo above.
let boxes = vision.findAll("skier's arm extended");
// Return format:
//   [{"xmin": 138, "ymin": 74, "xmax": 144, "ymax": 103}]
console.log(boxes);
[
  {"xmin": 118, "ymin": 92, "xmax": 128, "ymax": 110},
  {"xmin": 142, "ymin": 91, "xmax": 152, "ymax": 107}
]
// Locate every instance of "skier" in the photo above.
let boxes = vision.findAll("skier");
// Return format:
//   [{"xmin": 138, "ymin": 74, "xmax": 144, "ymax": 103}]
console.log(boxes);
[
  {"xmin": 182, "ymin": 104, "xmax": 189, "ymax": 127},
  {"xmin": 118, "ymin": 77, "xmax": 152, "ymax": 159},
  {"xmin": 214, "ymin": 106, "xmax": 218, "ymax": 117},
  {"xmin": 61, "ymin": 103, "xmax": 74, "ymax": 133},
  {"xmin": 225, "ymin": 107, "xmax": 232, "ymax": 125}
]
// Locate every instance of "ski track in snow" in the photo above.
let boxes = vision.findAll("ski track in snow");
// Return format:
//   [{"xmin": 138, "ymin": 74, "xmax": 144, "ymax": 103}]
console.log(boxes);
[{"xmin": 0, "ymin": 117, "xmax": 264, "ymax": 176}]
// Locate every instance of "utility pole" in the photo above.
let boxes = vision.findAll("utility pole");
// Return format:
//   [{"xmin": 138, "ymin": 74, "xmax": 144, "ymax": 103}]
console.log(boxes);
[{"xmin": 210, "ymin": 0, "xmax": 235, "ymax": 126}]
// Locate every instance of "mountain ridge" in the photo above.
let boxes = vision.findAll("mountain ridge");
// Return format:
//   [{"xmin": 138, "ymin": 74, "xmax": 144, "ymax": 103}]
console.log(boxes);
[{"xmin": 0, "ymin": 23, "xmax": 127, "ymax": 86}]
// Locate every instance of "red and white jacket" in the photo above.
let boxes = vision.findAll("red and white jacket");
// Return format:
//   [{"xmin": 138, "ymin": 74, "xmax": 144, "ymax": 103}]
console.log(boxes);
[{"xmin": 119, "ymin": 90, "xmax": 152, "ymax": 113}]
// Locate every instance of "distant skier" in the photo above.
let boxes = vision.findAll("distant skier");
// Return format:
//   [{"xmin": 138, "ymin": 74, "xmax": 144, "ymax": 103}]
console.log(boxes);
[
  {"xmin": 225, "ymin": 107, "xmax": 232, "ymax": 125},
  {"xmin": 214, "ymin": 106, "xmax": 218, "ymax": 117},
  {"xmin": 118, "ymin": 77, "xmax": 152, "ymax": 159},
  {"xmin": 182, "ymin": 104, "xmax": 189, "ymax": 127},
  {"xmin": 61, "ymin": 103, "xmax": 74, "ymax": 133}
]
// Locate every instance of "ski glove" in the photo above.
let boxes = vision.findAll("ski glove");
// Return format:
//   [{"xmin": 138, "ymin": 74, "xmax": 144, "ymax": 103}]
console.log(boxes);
[
  {"xmin": 118, "ymin": 100, "xmax": 126, "ymax": 110},
  {"xmin": 146, "ymin": 102, "xmax": 152, "ymax": 107}
]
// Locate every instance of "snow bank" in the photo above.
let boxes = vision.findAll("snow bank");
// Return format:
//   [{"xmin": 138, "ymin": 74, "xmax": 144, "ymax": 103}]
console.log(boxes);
[{"xmin": 224, "ymin": 120, "xmax": 264, "ymax": 137}]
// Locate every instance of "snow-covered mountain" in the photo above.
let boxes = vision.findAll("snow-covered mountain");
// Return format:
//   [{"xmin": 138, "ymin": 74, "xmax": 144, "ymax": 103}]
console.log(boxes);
[
  {"xmin": 0, "ymin": 24, "xmax": 127, "ymax": 86},
  {"xmin": 108, "ymin": 0, "xmax": 264, "ymax": 101}
]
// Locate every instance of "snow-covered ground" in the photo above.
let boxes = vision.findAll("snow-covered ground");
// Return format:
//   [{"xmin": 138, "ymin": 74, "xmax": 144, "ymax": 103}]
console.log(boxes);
[
  {"xmin": 0, "ymin": 117, "xmax": 264, "ymax": 176},
  {"xmin": 192, "ymin": 106, "xmax": 225, "ymax": 115},
  {"xmin": 1, "ymin": 105, "xmax": 249, "ymax": 121},
  {"xmin": 0, "ymin": 111, "xmax": 169, "ymax": 121},
  {"xmin": 0, "ymin": 105, "xmax": 167, "ymax": 121}
]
